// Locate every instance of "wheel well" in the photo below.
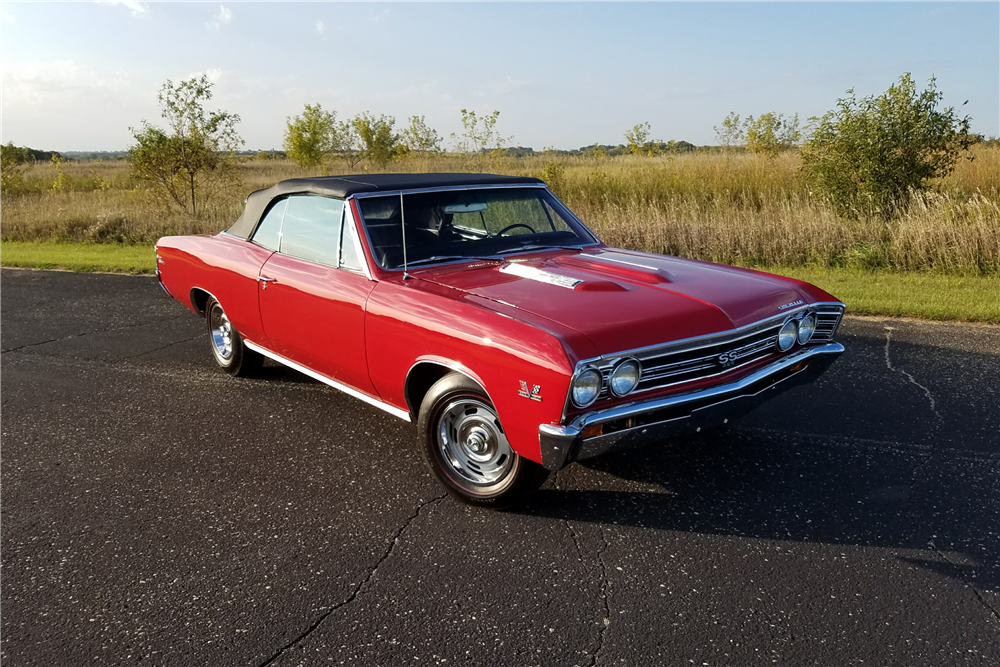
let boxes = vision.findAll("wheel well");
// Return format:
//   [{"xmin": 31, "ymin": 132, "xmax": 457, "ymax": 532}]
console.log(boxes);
[
  {"xmin": 405, "ymin": 363, "xmax": 473, "ymax": 419},
  {"xmin": 189, "ymin": 288, "xmax": 211, "ymax": 317}
]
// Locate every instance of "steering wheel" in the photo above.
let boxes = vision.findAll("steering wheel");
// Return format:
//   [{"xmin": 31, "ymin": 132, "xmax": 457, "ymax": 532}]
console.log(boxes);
[{"xmin": 495, "ymin": 223, "xmax": 535, "ymax": 237}]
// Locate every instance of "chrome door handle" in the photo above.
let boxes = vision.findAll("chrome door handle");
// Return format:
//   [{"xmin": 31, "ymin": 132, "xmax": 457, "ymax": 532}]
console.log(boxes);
[{"xmin": 257, "ymin": 275, "xmax": 277, "ymax": 290}]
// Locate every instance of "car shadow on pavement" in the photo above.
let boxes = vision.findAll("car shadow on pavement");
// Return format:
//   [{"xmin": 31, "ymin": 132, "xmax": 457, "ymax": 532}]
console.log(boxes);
[{"xmin": 517, "ymin": 426, "xmax": 998, "ymax": 593}]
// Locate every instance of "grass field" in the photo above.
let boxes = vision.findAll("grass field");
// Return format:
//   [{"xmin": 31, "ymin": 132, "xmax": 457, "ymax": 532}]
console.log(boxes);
[
  {"xmin": 3, "ymin": 242, "xmax": 997, "ymax": 323},
  {"xmin": 2, "ymin": 147, "xmax": 998, "ymax": 322}
]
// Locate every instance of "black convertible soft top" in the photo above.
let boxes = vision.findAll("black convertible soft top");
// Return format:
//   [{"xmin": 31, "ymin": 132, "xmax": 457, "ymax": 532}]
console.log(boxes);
[{"xmin": 226, "ymin": 173, "xmax": 544, "ymax": 239}]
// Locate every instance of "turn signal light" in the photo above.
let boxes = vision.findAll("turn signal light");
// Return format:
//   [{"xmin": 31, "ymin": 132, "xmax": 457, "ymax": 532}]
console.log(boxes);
[{"xmin": 582, "ymin": 424, "xmax": 604, "ymax": 439}]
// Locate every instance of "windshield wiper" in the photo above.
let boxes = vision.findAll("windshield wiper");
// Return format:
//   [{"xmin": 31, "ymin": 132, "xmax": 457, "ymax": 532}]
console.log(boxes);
[{"xmin": 404, "ymin": 255, "xmax": 504, "ymax": 267}]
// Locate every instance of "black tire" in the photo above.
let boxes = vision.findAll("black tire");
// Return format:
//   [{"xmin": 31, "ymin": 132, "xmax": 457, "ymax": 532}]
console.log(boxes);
[
  {"xmin": 417, "ymin": 373, "xmax": 549, "ymax": 508},
  {"xmin": 206, "ymin": 298, "xmax": 262, "ymax": 377}
]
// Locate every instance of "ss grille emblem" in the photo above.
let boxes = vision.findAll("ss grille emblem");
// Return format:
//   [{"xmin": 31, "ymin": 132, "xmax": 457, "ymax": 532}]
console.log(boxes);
[{"xmin": 518, "ymin": 381, "xmax": 543, "ymax": 402}]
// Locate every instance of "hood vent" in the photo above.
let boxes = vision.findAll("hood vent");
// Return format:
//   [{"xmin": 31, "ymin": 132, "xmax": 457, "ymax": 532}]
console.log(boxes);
[{"xmin": 500, "ymin": 262, "xmax": 582, "ymax": 289}]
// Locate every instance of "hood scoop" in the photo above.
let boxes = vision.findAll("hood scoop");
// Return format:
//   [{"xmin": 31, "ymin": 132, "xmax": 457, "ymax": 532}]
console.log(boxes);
[{"xmin": 499, "ymin": 262, "xmax": 583, "ymax": 289}]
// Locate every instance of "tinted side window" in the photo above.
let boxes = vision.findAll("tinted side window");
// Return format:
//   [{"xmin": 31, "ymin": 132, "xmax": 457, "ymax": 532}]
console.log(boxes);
[
  {"xmin": 252, "ymin": 199, "xmax": 287, "ymax": 251},
  {"xmin": 280, "ymin": 196, "xmax": 344, "ymax": 266}
]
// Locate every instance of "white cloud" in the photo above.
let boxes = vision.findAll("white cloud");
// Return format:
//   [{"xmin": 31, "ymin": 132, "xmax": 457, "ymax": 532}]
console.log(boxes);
[
  {"xmin": 3, "ymin": 12, "xmax": 14, "ymax": 23},
  {"xmin": 2, "ymin": 60, "xmax": 131, "ymax": 109},
  {"xmin": 206, "ymin": 5, "xmax": 232, "ymax": 31},
  {"xmin": 94, "ymin": 1, "xmax": 149, "ymax": 17},
  {"xmin": 316, "ymin": 20, "xmax": 326, "ymax": 38},
  {"xmin": 185, "ymin": 68, "xmax": 224, "ymax": 84}
]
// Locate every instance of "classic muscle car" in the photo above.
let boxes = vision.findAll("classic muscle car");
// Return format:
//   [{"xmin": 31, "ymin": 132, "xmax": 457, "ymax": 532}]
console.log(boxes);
[{"xmin": 155, "ymin": 173, "xmax": 845, "ymax": 507}]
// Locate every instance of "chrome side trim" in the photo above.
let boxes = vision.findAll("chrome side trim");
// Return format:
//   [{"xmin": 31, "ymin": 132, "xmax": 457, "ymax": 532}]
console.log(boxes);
[{"xmin": 244, "ymin": 340, "xmax": 411, "ymax": 422}]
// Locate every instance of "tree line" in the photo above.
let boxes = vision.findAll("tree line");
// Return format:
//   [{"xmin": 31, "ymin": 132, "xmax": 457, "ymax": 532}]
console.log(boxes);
[{"xmin": 1, "ymin": 72, "xmax": 978, "ymax": 224}]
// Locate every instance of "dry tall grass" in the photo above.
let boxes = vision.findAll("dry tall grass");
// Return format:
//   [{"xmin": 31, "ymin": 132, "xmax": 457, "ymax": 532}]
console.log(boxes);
[{"xmin": 2, "ymin": 145, "xmax": 998, "ymax": 275}]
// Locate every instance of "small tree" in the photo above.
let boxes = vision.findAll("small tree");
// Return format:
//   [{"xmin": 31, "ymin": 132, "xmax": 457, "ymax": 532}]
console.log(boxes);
[
  {"xmin": 401, "ymin": 115, "xmax": 442, "ymax": 153},
  {"xmin": 1, "ymin": 142, "xmax": 30, "ymax": 193},
  {"xmin": 802, "ymin": 73, "xmax": 974, "ymax": 219},
  {"xmin": 451, "ymin": 109, "xmax": 512, "ymax": 171},
  {"xmin": 128, "ymin": 75, "xmax": 242, "ymax": 217},
  {"xmin": 625, "ymin": 122, "xmax": 656, "ymax": 156},
  {"xmin": 284, "ymin": 103, "xmax": 339, "ymax": 168},
  {"xmin": 744, "ymin": 113, "xmax": 800, "ymax": 156},
  {"xmin": 351, "ymin": 113, "xmax": 407, "ymax": 168},
  {"xmin": 714, "ymin": 113, "xmax": 744, "ymax": 149}
]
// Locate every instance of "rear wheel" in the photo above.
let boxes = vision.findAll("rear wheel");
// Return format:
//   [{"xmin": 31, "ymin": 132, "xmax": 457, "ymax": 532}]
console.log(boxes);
[
  {"xmin": 206, "ymin": 299, "xmax": 262, "ymax": 377},
  {"xmin": 418, "ymin": 373, "xmax": 548, "ymax": 508}
]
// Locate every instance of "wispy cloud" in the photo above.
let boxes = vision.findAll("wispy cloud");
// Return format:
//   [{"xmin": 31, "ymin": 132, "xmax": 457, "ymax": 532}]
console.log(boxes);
[
  {"xmin": 94, "ymin": 1, "xmax": 149, "ymax": 17},
  {"xmin": 206, "ymin": 5, "xmax": 232, "ymax": 31},
  {"xmin": 316, "ymin": 20, "xmax": 326, "ymax": 39},
  {"xmin": 2, "ymin": 60, "xmax": 131, "ymax": 109}
]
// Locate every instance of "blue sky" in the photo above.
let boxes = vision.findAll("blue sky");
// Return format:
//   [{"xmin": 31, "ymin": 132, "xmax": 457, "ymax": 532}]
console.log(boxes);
[{"xmin": 2, "ymin": 1, "xmax": 997, "ymax": 151}]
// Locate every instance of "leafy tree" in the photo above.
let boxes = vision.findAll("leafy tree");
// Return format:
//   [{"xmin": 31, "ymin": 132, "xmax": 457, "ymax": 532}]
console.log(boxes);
[
  {"xmin": 351, "ymin": 113, "xmax": 407, "ymax": 167},
  {"xmin": 283, "ymin": 103, "xmax": 340, "ymax": 167},
  {"xmin": 802, "ymin": 73, "xmax": 975, "ymax": 219},
  {"xmin": 128, "ymin": 75, "xmax": 242, "ymax": 217},
  {"xmin": 714, "ymin": 113, "xmax": 745, "ymax": 149},
  {"xmin": 401, "ymin": 115, "xmax": 442, "ymax": 153},
  {"xmin": 744, "ymin": 112, "xmax": 800, "ymax": 156},
  {"xmin": 625, "ymin": 122, "xmax": 656, "ymax": 155},
  {"xmin": 1, "ymin": 142, "xmax": 29, "ymax": 193},
  {"xmin": 451, "ymin": 109, "xmax": 512, "ymax": 170}
]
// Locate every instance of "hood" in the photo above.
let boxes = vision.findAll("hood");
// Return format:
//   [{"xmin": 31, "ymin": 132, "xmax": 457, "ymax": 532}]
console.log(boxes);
[{"xmin": 414, "ymin": 248, "xmax": 811, "ymax": 355}]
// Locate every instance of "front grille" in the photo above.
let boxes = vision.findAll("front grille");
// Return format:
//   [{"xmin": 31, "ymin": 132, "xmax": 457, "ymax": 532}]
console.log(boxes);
[{"xmin": 592, "ymin": 303, "xmax": 845, "ymax": 398}]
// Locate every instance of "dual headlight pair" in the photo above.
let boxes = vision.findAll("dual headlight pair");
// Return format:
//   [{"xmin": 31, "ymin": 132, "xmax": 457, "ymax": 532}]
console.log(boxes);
[
  {"xmin": 777, "ymin": 312, "xmax": 817, "ymax": 351},
  {"xmin": 570, "ymin": 358, "xmax": 640, "ymax": 408}
]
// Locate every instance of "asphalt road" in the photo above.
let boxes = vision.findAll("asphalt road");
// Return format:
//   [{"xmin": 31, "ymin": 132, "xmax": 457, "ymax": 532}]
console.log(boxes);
[{"xmin": 2, "ymin": 268, "xmax": 998, "ymax": 666}]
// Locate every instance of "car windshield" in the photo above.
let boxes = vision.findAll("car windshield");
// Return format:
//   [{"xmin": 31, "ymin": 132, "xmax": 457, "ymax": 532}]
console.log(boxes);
[{"xmin": 356, "ymin": 187, "xmax": 595, "ymax": 270}]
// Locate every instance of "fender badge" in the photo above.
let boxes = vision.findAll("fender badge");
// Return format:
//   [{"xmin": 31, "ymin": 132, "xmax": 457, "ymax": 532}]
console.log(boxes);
[{"xmin": 518, "ymin": 381, "xmax": 543, "ymax": 402}]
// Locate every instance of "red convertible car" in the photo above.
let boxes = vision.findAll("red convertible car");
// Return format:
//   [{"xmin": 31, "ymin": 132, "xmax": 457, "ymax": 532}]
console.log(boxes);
[{"xmin": 155, "ymin": 173, "xmax": 845, "ymax": 507}]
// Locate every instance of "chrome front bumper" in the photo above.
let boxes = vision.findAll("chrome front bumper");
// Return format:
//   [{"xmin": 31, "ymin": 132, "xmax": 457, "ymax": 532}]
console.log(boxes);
[{"xmin": 538, "ymin": 342, "xmax": 844, "ymax": 470}]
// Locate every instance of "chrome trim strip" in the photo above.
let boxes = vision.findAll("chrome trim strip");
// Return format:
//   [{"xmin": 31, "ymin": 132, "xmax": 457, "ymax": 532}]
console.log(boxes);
[
  {"xmin": 342, "ymin": 200, "xmax": 375, "ymax": 281},
  {"xmin": 568, "ymin": 342, "xmax": 844, "ymax": 431},
  {"xmin": 244, "ymin": 340, "xmax": 411, "ymax": 422},
  {"xmin": 351, "ymin": 183, "xmax": 549, "ymax": 199}
]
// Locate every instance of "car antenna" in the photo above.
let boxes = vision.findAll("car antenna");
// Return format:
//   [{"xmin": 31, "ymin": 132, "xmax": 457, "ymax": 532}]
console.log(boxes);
[{"xmin": 400, "ymin": 192, "xmax": 409, "ymax": 280}]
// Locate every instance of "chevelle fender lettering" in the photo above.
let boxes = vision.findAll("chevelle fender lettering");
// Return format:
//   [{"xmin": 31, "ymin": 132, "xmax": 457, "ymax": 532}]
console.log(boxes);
[{"xmin": 155, "ymin": 173, "xmax": 845, "ymax": 508}]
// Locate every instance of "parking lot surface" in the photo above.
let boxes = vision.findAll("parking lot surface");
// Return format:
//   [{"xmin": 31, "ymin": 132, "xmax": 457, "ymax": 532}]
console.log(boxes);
[{"xmin": 2, "ymin": 268, "xmax": 998, "ymax": 665}]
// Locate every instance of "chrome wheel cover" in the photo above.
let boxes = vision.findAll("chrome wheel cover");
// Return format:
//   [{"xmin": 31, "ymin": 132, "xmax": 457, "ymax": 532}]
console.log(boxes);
[
  {"xmin": 209, "ymin": 304, "xmax": 234, "ymax": 361},
  {"xmin": 436, "ymin": 398, "xmax": 514, "ymax": 487}
]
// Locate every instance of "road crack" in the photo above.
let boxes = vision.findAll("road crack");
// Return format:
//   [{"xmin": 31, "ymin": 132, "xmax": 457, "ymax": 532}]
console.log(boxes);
[
  {"xmin": 589, "ymin": 525, "xmax": 612, "ymax": 667},
  {"xmin": 257, "ymin": 493, "xmax": 447, "ymax": 666},
  {"xmin": 883, "ymin": 326, "xmax": 942, "ymax": 423},
  {"xmin": 1, "ymin": 321, "xmax": 161, "ymax": 355},
  {"xmin": 115, "ymin": 334, "xmax": 202, "ymax": 362},
  {"xmin": 929, "ymin": 542, "xmax": 1000, "ymax": 625}
]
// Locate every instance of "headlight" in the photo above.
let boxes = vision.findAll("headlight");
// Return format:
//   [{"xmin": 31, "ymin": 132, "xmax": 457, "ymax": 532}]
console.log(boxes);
[
  {"xmin": 608, "ymin": 358, "xmax": 641, "ymax": 397},
  {"xmin": 797, "ymin": 313, "xmax": 817, "ymax": 345},
  {"xmin": 570, "ymin": 367, "xmax": 602, "ymax": 408},
  {"xmin": 777, "ymin": 319, "xmax": 798, "ymax": 351}
]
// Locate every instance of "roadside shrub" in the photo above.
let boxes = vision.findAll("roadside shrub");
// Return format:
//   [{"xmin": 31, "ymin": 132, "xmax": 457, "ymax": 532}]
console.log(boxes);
[{"xmin": 802, "ymin": 73, "xmax": 976, "ymax": 220}]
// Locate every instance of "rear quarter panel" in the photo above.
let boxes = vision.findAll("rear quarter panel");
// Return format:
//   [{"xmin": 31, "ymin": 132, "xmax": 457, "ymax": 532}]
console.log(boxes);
[{"xmin": 156, "ymin": 234, "xmax": 273, "ymax": 343}]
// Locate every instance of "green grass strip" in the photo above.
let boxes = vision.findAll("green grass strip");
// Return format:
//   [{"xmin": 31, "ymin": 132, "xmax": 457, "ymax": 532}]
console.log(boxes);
[
  {"xmin": 1, "ymin": 241, "xmax": 156, "ymax": 274},
  {"xmin": 763, "ymin": 266, "xmax": 1000, "ymax": 324},
  {"xmin": 2, "ymin": 242, "xmax": 997, "ymax": 323}
]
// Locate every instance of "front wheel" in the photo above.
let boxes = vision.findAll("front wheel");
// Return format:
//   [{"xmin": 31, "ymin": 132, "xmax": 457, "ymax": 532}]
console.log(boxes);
[
  {"xmin": 417, "ymin": 373, "xmax": 549, "ymax": 508},
  {"xmin": 206, "ymin": 298, "xmax": 262, "ymax": 377}
]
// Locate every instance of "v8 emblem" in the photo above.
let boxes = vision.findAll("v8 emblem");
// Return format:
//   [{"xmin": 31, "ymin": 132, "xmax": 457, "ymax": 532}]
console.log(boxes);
[{"xmin": 518, "ymin": 381, "xmax": 543, "ymax": 402}]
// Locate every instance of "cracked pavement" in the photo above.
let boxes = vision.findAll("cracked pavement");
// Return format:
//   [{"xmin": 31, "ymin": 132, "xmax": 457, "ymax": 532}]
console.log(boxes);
[{"xmin": 2, "ymin": 269, "xmax": 999, "ymax": 666}]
